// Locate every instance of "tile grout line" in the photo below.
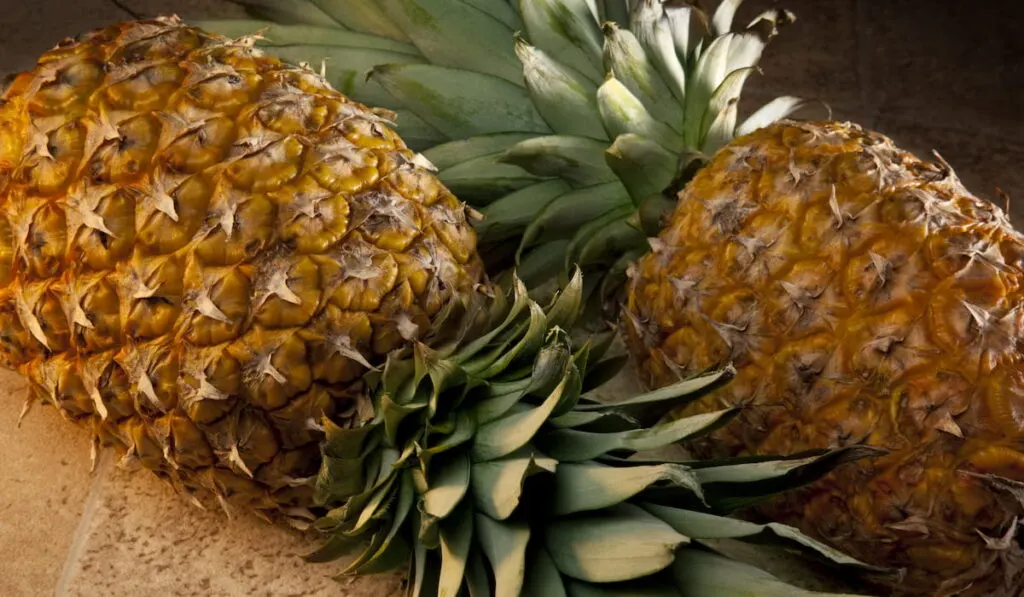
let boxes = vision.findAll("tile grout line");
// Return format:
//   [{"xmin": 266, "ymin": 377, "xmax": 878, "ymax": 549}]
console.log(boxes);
[{"xmin": 53, "ymin": 450, "xmax": 112, "ymax": 597}]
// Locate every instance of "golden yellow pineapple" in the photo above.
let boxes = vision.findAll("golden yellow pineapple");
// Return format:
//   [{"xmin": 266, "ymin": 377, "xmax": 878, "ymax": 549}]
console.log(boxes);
[
  {"xmin": 625, "ymin": 120, "xmax": 1024, "ymax": 596},
  {"xmin": 0, "ymin": 16, "xmax": 482, "ymax": 520}
]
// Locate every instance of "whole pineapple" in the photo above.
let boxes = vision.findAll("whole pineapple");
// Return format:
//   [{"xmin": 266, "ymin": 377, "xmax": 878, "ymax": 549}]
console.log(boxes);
[
  {"xmin": 625, "ymin": 120, "xmax": 1024, "ymax": 597},
  {"xmin": 0, "ymin": 15, "xmax": 483, "ymax": 519}
]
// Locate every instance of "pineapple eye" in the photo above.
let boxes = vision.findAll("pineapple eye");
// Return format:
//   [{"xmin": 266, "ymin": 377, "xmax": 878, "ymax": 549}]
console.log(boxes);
[
  {"xmin": 28, "ymin": 232, "xmax": 45, "ymax": 251},
  {"xmin": 55, "ymin": 68, "xmax": 76, "ymax": 87},
  {"xmin": 123, "ymin": 47, "xmax": 147, "ymax": 63},
  {"xmin": 89, "ymin": 158, "xmax": 107, "ymax": 184}
]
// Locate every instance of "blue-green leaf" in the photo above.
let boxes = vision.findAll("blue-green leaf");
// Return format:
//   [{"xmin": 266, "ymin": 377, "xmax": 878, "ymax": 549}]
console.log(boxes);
[
  {"xmin": 602, "ymin": 23, "xmax": 684, "ymax": 132},
  {"xmin": 390, "ymin": 109, "xmax": 448, "ymax": 150},
  {"xmin": 642, "ymin": 505, "xmax": 876, "ymax": 569},
  {"xmin": 597, "ymin": 77, "xmax": 684, "ymax": 152},
  {"xmin": 553, "ymin": 462, "xmax": 702, "ymax": 515},
  {"xmin": 524, "ymin": 547, "xmax": 568, "ymax": 597},
  {"xmin": 371, "ymin": 64, "xmax": 551, "ymax": 138},
  {"xmin": 502, "ymin": 136, "xmax": 617, "ymax": 187},
  {"xmin": 564, "ymin": 579, "xmax": 681, "ymax": 596},
  {"xmin": 630, "ymin": 1, "xmax": 688, "ymax": 105},
  {"xmin": 471, "ymin": 448, "xmax": 557, "ymax": 519},
  {"xmin": 604, "ymin": 133, "xmax": 678, "ymax": 204},
  {"xmin": 671, "ymin": 549, "xmax": 866, "ymax": 597},
  {"xmin": 424, "ymin": 452, "xmax": 472, "ymax": 518},
  {"xmin": 476, "ymin": 514, "xmax": 532, "ymax": 597},
  {"xmin": 515, "ymin": 38, "xmax": 607, "ymax": 139},
  {"xmin": 424, "ymin": 133, "xmax": 540, "ymax": 170},
  {"xmin": 312, "ymin": 0, "xmax": 409, "ymax": 40},
  {"xmin": 461, "ymin": 0, "xmax": 524, "ymax": 30},
  {"xmin": 736, "ymin": 96, "xmax": 809, "ymax": 136},
  {"xmin": 517, "ymin": 240, "xmax": 573, "ymax": 289},
  {"xmin": 198, "ymin": 21, "xmax": 418, "ymax": 52},
  {"xmin": 472, "ymin": 375, "xmax": 569, "ymax": 461},
  {"xmin": 520, "ymin": 182, "xmax": 631, "ymax": 249},
  {"xmin": 546, "ymin": 504, "xmax": 688, "ymax": 583},
  {"xmin": 540, "ymin": 408, "xmax": 739, "ymax": 461},
  {"xmin": 438, "ymin": 154, "xmax": 544, "ymax": 204},
  {"xmin": 345, "ymin": 471, "xmax": 416, "ymax": 574},
  {"xmin": 379, "ymin": 0, "xmax": 523, "ymax": 84},
  {"xmin": 438, "ymin": 502, "xmax": 474, "ymax": 596},
  {"xmin": 477, "ymin": 181, "xmax": 573, "ymax": 243},
  {"xmin": 682, "ymin": 33, "xmax": 732, "ymax": 146},
  {"xmin": 518, "ymin": 0, "xmax": 604, "ymax": 82},
  {"xmin": 267, "ymin": 46, "xmax": 425, "ymax": 108},
  {"xmin": 575, "ymin": 368, "xmax": 733, "ymax": 424},
  {"xmin": 234, "ymin": 0, "xmax": 342, "ymax": 26},
  {"xmin": 711, "ymin": 0, "xmax": 744, "ymax": 36},
  {"xmin": 568, "ymin": 206, "xmax": 642, "ymax": 268},
  {"xmin": 465, "ymin": 548, "xmax": 492, "ymax": 597},
  {"xmin": 700, "ymin": 67, "xmax": 755, "ymax": 150}
]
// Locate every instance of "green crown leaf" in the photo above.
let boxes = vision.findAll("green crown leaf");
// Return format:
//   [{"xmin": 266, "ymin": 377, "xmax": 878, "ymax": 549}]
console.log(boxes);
[{"xmin": 303, "ymin": 271, "xmax": 888, "ymax": 595}]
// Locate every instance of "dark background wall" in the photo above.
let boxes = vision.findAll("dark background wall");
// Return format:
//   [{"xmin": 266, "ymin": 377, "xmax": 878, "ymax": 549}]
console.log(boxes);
[{"xmin": 2, "ymin": 0, "xmax": 1022, "ymax": 222}]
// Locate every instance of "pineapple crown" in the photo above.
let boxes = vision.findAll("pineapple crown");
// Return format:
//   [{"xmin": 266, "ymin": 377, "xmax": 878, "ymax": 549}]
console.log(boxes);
[
  {"xmin": 201, "ymin": 0, "xmax": 820, "ymax": 305},
  {"xmin": 304, "ymin": 271, "xmax": 888, "ymax": 595}
]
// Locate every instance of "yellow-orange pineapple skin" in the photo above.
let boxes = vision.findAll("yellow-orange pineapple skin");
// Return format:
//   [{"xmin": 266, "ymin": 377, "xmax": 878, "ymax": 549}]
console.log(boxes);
[
  {"xmin": 0, "ymin": 17, "xmax": 482, "ymax": 518},
  {"xmin": 625, "ymin": 121, "xmax": 1024, "ymax": 596}
]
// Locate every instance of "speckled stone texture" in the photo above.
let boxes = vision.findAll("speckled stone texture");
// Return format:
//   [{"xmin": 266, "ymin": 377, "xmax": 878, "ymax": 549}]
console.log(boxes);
[
  {"xmin": 59, "ymin": 458, "xmax": 405, "ymax": 597},
  {"xmin": 1, "ymin": 0, "xmax": 1022, "ymax": 596},
  {"xmin": 0, "ymin": 385, "xmax": 405, "ymax": 597},
  {"xmin": 0, "ymin": 371, "xmax": 93, "ymax": 597}
]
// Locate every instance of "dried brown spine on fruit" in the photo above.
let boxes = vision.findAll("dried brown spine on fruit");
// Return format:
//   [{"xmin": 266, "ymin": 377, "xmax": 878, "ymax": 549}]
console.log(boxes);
[{"xmin": 0, "ymin": 16, "xmax": 483, "ymax": 522}]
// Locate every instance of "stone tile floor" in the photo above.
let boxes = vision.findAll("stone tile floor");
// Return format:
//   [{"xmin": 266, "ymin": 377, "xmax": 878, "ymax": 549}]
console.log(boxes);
[{"xmin": 1, "ymin": 0, "xmax": 1022, "ymax": 595}]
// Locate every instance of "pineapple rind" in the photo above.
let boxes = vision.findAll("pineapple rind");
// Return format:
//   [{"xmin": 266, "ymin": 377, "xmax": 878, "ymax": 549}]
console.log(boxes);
[
  {"xmin": 626, "ymin": 120, "xmax": 1024, "ymax": 597},
  {"xmin": 0, "ymin": 16, "xmax": 483, "ymax": 518}
]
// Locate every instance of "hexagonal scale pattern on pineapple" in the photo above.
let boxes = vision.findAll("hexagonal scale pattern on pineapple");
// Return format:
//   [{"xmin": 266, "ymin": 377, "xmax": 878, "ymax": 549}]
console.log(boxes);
[
  {"xmin": 625, "ymin": 120, "xmax": 1024, "ymax": 596},
  {"xmin": 0, "ymin": 16, "xmax": 483, "ymax": 525}
]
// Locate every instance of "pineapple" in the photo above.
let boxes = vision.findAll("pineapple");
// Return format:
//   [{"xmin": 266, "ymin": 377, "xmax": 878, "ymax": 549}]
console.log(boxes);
[
  {"xmin": 2, "ymin": 14, "xmax": 882, "ymax": 597},
  {"xmin": 0, "ymin": 15, "xmax": 484, "ymax": 520},
  {"xmin": 625, "ymin": 120, "xmax": 1024, "ymax": 597},
  {"xmin": 207, "ymin": 1, "xmax": 1024, "ymax": 595}
]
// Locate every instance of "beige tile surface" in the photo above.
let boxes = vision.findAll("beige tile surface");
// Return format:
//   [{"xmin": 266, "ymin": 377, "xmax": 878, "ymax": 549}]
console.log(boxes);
[
  {"xmin": 0, "ymin": 371, "xmax": 403, "ymax": 597},
  {"xmin": 0, "ymin": 371, "xmax": 94, "ymax": 597},
  {"xmin": 59, "ymin": 460, "xmax": 404, "ymax": 597}
]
